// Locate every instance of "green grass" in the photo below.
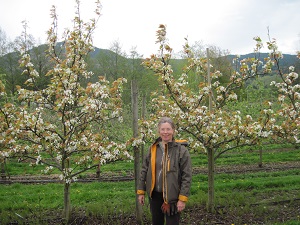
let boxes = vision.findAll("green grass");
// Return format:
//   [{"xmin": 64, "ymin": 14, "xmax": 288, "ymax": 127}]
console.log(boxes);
[
  {"xmin": 1, "ymin": 168, "xmax": 299, "ymax": 224},
  {"xmin": 4, "ymin": 145, "xmax": 300, "ymax": 176},
  {"xmin": 1, "ymin": 145, "xmax": 300, "ymax": 224},
  {"xmin": 0, "ymin": 181, "xmax": 137, "ymax": 224},
  {"xmin": 192, "ymin": 146, "xmax": 300, "ymax": 167}
]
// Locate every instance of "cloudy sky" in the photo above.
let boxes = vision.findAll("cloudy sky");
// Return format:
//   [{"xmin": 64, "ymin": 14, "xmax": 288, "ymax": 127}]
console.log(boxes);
[{"xmin": 0, "ymin": 0, "xmax": 299, "ymax": 57}]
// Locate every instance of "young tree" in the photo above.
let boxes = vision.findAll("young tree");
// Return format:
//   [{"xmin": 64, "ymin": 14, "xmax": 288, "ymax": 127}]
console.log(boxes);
[
  {"xmin": 0, "ymin": 75, "xmax": 17, "ymax": 179},
  {"xmin": 265, "ymin": 38, "xmax": 300, "ymax": 147},
  {"xmin": 6, "ymin": 1, "xmax": 131, "ymax": 222},
  {"xmin": 139, "ymin": 24, "xmax": 273, "ymax": 212}
]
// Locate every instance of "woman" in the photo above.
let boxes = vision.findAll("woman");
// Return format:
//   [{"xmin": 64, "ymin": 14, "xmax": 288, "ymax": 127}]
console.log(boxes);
[{"xmin": 137, "ymin": 117, "xmax": 192, "ymax": 225}]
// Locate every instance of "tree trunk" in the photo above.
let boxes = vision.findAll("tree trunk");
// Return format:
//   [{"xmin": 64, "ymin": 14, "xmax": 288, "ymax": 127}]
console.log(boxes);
[
  {"xmin": 258, "ymin": 148, "xmax": 263, "ymax": 168},
  {"xmin": 207, "ymin": 148, "xmax": 215, "ymax": 213},
  {"xmin": 132, "ymin": 80, "xmax": 143, "ymax": 224},
  {"xmin": 63, "ymin": 182, "xmax": 71, "ymax": 224},
  {"xmin": 1, "ymin": 160, "xmax": 6, "ymax": 180},
  {"xmin": 96, "ymin": 163, "xmax": 101, "ymax": 178}
]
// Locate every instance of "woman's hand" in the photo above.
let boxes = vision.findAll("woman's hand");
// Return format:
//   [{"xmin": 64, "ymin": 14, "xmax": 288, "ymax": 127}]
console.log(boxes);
[
  {"xmin": 138, "ymin": 195, "xmax": 145, "ymax": 205},
  {"xmin": 177, "ymin": 200, "xmax": 186, "ymax": 212}
]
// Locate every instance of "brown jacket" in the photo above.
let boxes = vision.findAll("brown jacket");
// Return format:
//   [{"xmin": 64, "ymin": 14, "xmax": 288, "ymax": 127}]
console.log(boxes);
[{"xmin": 137, "ymin": 137, "xmax": 192, "ymax": 203}]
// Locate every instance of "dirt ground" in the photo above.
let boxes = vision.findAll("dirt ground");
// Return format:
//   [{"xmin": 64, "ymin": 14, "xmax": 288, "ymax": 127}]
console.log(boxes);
[{"xmin": 55, "ymin": 200, "xmax": 300, "ymax": 225}]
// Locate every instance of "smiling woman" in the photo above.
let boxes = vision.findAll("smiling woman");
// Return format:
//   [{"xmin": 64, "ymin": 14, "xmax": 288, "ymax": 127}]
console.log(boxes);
[{"xmin": 137, "ymin": 116, "xmax": 192, "ymax": 225}]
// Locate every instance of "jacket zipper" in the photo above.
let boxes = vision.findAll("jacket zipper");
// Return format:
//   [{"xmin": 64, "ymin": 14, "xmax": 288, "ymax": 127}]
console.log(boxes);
[{"xmin": 163, "ymin": 144, "xmax": 168, "ymax": 203}]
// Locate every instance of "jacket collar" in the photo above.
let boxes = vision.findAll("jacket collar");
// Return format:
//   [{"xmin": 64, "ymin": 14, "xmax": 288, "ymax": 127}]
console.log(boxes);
[{"xmin": 152, "ymin": 137, "xmax": 189, "ymax": 147}]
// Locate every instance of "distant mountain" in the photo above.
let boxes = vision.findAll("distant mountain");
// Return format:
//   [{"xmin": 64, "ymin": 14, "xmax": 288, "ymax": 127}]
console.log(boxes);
[
  {"xmin": 226, "ymin": 53, "xmax": 298, "ymax": 68},
  {"xmin": 89, "ymin": 47, "xmax": 115, "ymax": 58},
  {"xmin": 1, "ymin": 43, "xmax": 298, "ymax": 79}
]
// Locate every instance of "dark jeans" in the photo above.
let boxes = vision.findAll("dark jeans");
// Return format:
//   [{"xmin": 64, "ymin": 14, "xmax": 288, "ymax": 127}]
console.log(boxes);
[{"xmin": 149, "ymin": 191, "xmax": 180, "ymax": 225}]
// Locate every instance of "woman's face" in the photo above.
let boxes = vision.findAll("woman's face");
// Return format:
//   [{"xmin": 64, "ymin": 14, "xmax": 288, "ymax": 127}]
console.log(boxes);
[{"xmin": 159, "ymin": 122, "xmax": 174, "ymax": 143}]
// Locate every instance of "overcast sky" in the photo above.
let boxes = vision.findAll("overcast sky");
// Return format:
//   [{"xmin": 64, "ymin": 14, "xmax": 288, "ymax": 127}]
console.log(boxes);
[{"xmin": 1, "ymin": 0, "xmax": 299, "ymax": 57}]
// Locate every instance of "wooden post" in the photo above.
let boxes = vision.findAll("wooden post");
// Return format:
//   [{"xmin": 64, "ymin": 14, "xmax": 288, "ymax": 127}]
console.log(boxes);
[
  {"xmin": 206, "ymin": 48, "xmax": 215, "ymax": 213},
  {"xmin": 141, "ymin": 94, "xmax": 146, "ymax": 162},
  {"xmin": 132, "ymin": 80, "xmax": 143, "ymax": 224}
]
